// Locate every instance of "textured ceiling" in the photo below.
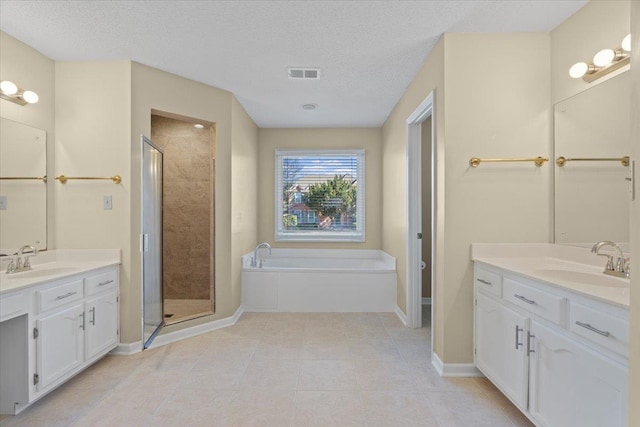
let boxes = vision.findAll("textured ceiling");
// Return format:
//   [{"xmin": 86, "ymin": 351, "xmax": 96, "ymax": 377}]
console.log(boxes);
[{"xmin": 0, "ymin": 1, "xmax": 587, "ymax": 128}]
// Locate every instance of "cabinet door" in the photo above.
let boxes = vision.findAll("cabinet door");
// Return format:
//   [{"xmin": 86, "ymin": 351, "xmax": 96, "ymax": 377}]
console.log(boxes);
[
  {"xmin": 36, "ymin": 304, "xmax": 84, "ymax": 390},
  {"xmin": 529, "ymin": 320, "xmax": 627, "ymax": 427},
  {"xmin": 475, "ymin": 292, "xmax": 528, "ymax": 409},
  {"xmin": 85, "ymin": 291, "xmax": 119, "ymax": 361}
]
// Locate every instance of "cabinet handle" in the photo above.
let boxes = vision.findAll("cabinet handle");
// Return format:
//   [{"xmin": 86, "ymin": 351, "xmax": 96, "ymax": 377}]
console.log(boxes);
[
  {"xmin": 575, "ymin": 321, "xmax": 610, "ymax": 337},
  {"xmin": 98, "ymin": 279, "xmax": 114, "ymax": 287},
  {"xmin": 514, "ymin": 294, "xmax": 536, "ymax": 305},
  {"xmin": 55, "ymin": 291, "xmax": 77, "ymax": 301},
  {"xmin": 79, "ymin": 312, "xmax": 85, "ymax": 330},
  {"xmin": 527, "ymin": 332, "xmax": 535, "ymax": 355},
  {"xmin": 90, "ymin": 307, "xmax": 96, "ymax": 326},
  {"xmin": 476, "ymin": 278, "xmax": 492, "ymax": 286},
  {"xmin": 515, "ymin": 325, "xmax": 523, "ymax": 349}
]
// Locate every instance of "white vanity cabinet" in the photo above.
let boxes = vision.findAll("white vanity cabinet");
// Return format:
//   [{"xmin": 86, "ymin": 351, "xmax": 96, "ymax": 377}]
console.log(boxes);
[
  {"xmin": 474, "ymin": 263, "xmax": 628, "ymax": 427},
  {"xmin": 0, "ymin": 262, "xmax": 119, "ymax": 415}
]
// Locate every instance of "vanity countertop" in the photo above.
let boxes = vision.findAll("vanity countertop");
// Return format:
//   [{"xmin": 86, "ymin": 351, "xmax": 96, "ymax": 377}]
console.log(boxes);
[
  {"xmin": 0, "ymin": 249, "xmax": 120, "ymax": 294},
  {"xmin": 472, "ymin": 243, "xmax": 630, "ymax": 308}
]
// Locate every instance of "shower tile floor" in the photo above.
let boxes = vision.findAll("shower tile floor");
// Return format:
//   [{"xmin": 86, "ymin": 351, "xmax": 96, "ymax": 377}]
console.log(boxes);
[
  {"xmin": 164, "ymin": 298, "xmax": 212, "ymax": 322},
  {"xmin": 0, "ymin": 310, "xmax": 533, "ymax": 427}
]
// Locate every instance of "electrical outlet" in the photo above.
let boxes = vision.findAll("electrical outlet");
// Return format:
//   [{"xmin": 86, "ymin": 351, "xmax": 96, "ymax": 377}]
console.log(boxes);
[
  {"xmin": 0, "ymin": 196, "xmax": 6, "ymax": 210},
  {"xmin": 103, "ymin": 195, "xmax": 112, "ymax": 210}
]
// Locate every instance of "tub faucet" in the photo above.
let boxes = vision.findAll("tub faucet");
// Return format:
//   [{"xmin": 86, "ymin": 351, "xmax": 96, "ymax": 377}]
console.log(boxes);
[
  {"xmin": 591, "ymin": 241, "xmax": 627, "ymax": 278},
  {"xmin": 252, "ymin": 242, "xmax": 272, "ymax": 268}
]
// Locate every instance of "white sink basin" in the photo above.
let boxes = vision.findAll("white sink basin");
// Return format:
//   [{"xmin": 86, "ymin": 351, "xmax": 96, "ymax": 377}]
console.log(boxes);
[
  {"xmin": 533, "ymin": 268, "xmax": 629, "ymax": 288},
  {"xmin": 5, "ymin": 266, "xmax": 78, "ymax": 280}
]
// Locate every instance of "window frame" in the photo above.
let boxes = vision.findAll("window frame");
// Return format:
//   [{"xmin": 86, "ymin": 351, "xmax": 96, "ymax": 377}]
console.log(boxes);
[{"xmin": 275, "ymin": 148, "xmax": 365, "ymax": 242}]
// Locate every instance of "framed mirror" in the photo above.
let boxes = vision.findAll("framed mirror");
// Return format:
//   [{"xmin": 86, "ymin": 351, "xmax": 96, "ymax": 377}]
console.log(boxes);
[
  {"xmin": 554, "ymin": 73, "xmax": 630, "ymax": 246},
  {"xmin": 0, "ymin": 118, "xmax": 47, "ymax": 253}
]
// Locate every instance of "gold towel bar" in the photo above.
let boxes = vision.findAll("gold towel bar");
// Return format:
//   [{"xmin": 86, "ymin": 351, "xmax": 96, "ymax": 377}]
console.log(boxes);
[
  {"xmin": 555, "ymin": 156, "xmax": 630, "ymax": 167},
  {"xmin": 469, "ymin": 157, "xmax": 548, "ymax": 168},
  {"xmin": 56, "ymin": 175, "xmax": 122, "ymax": 184},
  {"xmin": 0, "ymin": 176, "xmax": 47, "ymax": 182}
]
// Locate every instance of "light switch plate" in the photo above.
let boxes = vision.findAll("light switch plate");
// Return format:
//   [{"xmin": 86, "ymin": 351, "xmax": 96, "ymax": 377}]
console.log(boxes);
[
  {"xmin": 0, "ymin": 196, "xmax": 6, "ymax": 210},
  {"xmin": 103, "ymin": 195, "xmax": 112, "ymax": 210}
]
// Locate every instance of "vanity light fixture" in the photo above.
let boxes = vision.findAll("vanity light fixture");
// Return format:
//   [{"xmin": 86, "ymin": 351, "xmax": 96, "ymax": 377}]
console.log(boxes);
[
  {"xmin": 0, "ymin": 80, "xmax": 39, "ymax": 106},
  {"xmin": 569, "ymin": 33, "xmax": 631, "ymax": 83}
]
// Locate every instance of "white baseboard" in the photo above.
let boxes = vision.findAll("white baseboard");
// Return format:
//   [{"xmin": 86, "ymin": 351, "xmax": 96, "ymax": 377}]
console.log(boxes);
[
  {"xmin": 110, "ymin": 340, "xmax": 143, "ymax": 356},
  {"xmin": 421, "ymin": 297, "xmax": 432, "ymax": 305},
  {"xmin": 432, "ymin": 352, "xmax": 484, "ymax": 377},
  {"xmin": 394, "ymin": 305, "xmax": 408, "ymax": 326},
  {"xmin": 149, "ymin": 305, "xmax": 245, "ymax": 349}
]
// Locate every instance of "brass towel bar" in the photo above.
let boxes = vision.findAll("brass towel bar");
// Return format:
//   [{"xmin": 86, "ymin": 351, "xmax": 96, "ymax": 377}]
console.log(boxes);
[
  {"xmin": 469, "ymin": 157, "xmax": 548, "ymax": 168},
  {"xmin": 0, "ymin": 176, "xmax": 47, "ymax": 182},
  {"xmin": 555, "ymin": 156, "xmax": 630, "ymax": 167},
  {"xmin": 56, "ymin": 175, "xmax": 122, "ymax": 184}
]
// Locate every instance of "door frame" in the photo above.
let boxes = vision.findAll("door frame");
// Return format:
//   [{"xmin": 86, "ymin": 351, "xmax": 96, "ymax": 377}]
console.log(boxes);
[{"xmin": 406, "ymin": 91, "xmax": 436, "ymax": 331}]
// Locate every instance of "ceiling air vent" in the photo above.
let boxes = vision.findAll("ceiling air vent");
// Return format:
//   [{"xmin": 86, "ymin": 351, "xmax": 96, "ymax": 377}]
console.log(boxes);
[{"xmin": 288, "ymin": 68, "xmax": 321, "ymax": 80}]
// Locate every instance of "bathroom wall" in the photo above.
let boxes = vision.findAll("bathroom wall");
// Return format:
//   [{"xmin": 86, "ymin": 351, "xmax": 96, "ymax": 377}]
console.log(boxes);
[
  {"xmin": 628, "ymin": 1, "xmax": 639, "ymax": 424},
  {"xmin": 257, "ymin": 128, "xmax": 382, "ymax": 249},
  {"xmin": 131, "ymin": 62, "xmax": 258, "ymax": 339},
  {"xmin": 151, "ymin": 115, "xmax": 214, "ymax": 301},
  {"xmin": 0, "ymin": 32, "xmax": 55, "ymax": 248},
  {"xmin": 382, "ymin": 33, "xmax": 551, "ymax": 363},
  {"xmin": 231, "ymin": 97, "xmax": 259, "ymax": 310},
  {"xmin": 382, "ymin": 36, "xmax": 446, "ymax": 354}
]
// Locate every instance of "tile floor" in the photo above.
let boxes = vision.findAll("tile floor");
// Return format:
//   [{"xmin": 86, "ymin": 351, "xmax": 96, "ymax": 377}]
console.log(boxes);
[{"xmin": 0, "ymin": 310, "xmax": 533, "ymax": 427}]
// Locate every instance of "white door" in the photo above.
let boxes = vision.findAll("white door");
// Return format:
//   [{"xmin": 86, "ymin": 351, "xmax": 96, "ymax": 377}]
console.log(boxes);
[
  {"xmin": 36, "ymin": 304, "xmax": 84, "ymax": 390},
  {"xmin": 529, "ymin": 320, "xmax": 627, "ymax": 427},
  {"xmin": 475, "ymin": 292, "xmax": 529, "ymax": 409},
  {"xmin": 85, "ymin": 292, "xmax": 119, "ymax": 361}
]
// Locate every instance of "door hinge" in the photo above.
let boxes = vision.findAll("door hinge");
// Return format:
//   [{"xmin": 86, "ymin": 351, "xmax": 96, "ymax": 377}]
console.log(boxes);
[
  {"xmin": 417, "ymin": 233, "xmax": 423, "ymax": 239},
  {"xmin": 474, "ymin": 348, "xmax": 477, "ymax": 355},
  {"xmin": 117, "ymin": 329, "xmax": 119, "ymax": 335},
  {"xmin": 33, "ymin": 373, "xmax": 39, "ymax": 385},
  {"xmin": 475, "ymin": 298, "xmax": 477, "ymax": 307},
  {"xmin": 116, "ymin": 296, "xmax": 119, "ymax": 303},
  {"xmin": 33, "ymin": 327, "xmax": 39, "ymax": 339}
]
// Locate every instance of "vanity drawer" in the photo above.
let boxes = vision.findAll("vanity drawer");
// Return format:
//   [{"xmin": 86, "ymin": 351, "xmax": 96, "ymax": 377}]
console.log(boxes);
[
  {"xmin": 503, "ymin": 278, "xmax": 566, "ymax": 324},
  {"xmin": 37, "ymin": 279, "xmax": 83, "ymax": 313},
  {"xmin": 474, "ymin": 265, "xmax": 502, "ymax": 298},
  {"xmin": 85, "ymin": 269, "xmax": 118, "ymax": 296},
  {"xmin": 0, "ymin": 291, "xmax": 27, "ymax": 322},
  {"xmin": 570, "ymin": 302, "xmax": 628, "ymax": 357}
]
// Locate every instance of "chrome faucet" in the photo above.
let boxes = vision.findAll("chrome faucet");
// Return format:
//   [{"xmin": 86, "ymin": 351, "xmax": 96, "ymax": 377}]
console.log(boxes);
[
  {"xmin": 251, "ymin": 242, "xmax": 272, "ymax": 268},
  {"xmin": 591, "ymin": 241, "xmax": 628, "ymax": 278},
  {"xmin": 6, "ymin": 245, "xmax": 39, "ymax": 274}
]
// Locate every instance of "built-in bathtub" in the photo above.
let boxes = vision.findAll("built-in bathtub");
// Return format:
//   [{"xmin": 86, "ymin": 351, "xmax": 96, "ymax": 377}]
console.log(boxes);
[{"xmin": 241, "ymin": 249, "xmax": 396, "ymax": 312}]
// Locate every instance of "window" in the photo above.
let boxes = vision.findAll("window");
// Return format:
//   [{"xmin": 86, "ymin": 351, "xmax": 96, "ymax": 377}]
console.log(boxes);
[{"xmin": 275, "ymin": 149, "xmax": 365, "ymax": 242}]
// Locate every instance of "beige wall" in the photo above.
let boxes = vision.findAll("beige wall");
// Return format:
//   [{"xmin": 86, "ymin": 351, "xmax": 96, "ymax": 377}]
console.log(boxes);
[
  {"xmin": 382, "ymin": 37, "xmax": 445, "ymax": 353},
  {"xmin": 231, "ymin": 97, "xmax": 259, "ymax": 310},
  {"xmin": 131, "ymin": 62, "xmax": 259, "ymax": 339},
  {"xmin": 257, "ymin": 128, "xmax": 382, "ymax": 249},
  {"xmin": 0, "ymin": 32, "xmax": 55, "ymax": 248},
  {"xmin": 551, "ymin": 1, "xmax": 630, "ymax": 104},
  {"xmin": 55, "ymin": 60, "xmax": 133, "ymax": 339},
  {"xmin": 628, "ymin": 1, "xmax": 639, "ymax": 424},
  {"xmin": 382, "ymin": 33, "xmax": 550, "ymax": 363}
]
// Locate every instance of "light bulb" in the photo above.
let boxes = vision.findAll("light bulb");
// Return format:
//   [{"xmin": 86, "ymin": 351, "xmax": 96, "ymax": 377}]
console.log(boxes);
[
  {"xmin": 22, "ymin": 90, "xmax": 39, "ymax": 104},
  {"xmin": 0, "ymin": 80, "xmax": 18, "ymax": 95},
  {"xmin": 194, "ymin": 124, "xmax": 204, "ymax": 129},
  {"xmin": 569, "ymin": 62, "xmax": 589, "ymax": 79},
  {"xmin": 593, "ymin": 49, "xmax": 615, "ymax": 67},
  {"xmin": 622, "ymin": 34, "xmax": 631, "ymax": 52}
]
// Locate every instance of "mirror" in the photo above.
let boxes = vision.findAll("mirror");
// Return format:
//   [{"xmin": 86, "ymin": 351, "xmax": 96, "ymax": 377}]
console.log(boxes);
[
  {"xmin": 554, "ymin": 73, "xmax": 630, "ymax": 246},
  {"xmin": 0, "ymin": 118, "xmax": 47, "ymax": 253}
]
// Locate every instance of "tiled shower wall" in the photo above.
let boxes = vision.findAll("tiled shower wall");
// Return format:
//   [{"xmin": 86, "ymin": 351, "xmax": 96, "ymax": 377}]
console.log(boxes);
[{"xmin": 151, "ymin": 115, "xmax": 214, "ymax": 300}]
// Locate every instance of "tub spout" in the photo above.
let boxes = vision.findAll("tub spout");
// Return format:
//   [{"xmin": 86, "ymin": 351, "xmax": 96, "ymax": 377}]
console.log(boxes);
[{"xmin": 252, "ymin": 242, "xmax": 272, "ymax": 268}]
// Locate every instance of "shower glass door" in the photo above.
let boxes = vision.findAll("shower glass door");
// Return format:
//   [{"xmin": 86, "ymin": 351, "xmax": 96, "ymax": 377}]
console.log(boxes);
[{"xmin": 142, "ymin": 135, "xmax": 164, "ymax": 348}]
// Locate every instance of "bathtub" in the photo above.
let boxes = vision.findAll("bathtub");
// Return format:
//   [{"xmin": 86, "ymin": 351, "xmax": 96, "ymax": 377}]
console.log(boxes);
[{"xmin": 241, "ymin": 249, "xmax": 396, "ymax": 312}]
